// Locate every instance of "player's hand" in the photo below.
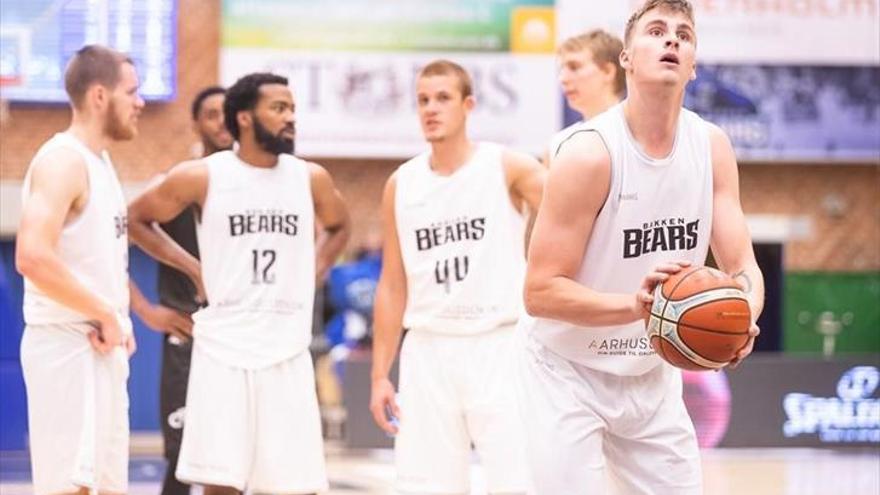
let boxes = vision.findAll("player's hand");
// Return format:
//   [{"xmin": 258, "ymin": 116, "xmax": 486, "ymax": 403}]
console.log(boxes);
[
  {"xmin": 191, "ymin": 273, "xmax": 208, "ymax": 307},
  {"xmin": 636, "ymin": 260, "xmax": 692, "ymax": 316},
  {"xmin": 727, "ymin": 323, "xmax": 760, "ymax": 369},
  {"xmin": 369, "ymin": 377, "xmax": 401, "ymax": 435},
  {"xmin": 140, "ymin": 304, "xmax": 193, "ymax": 341},
  {"xmin": 88, "ymin": 311, "xmax": 123, "ymax": 355},
  {"xmin": 124, "ymin": 332, "xmax": 138, "ymax": 357}
]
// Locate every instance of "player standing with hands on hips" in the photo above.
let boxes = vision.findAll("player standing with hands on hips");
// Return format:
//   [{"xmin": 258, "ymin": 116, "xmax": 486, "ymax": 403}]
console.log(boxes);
[
  {"xmin": 128, "ymin": 72, "xmax": 350, "ymax": 495},
  {"xmin": 16, "ymin": 44, "xmax": 143, "ymax": 495}
]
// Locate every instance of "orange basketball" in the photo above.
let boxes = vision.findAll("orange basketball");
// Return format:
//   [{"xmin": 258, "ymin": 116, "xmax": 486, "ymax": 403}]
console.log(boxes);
[{"xmin": 647, "ymin": 266, "xmax": 751, "ymax": 371}]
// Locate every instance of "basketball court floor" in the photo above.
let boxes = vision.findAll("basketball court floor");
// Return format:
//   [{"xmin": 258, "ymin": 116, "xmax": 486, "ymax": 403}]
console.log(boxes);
[{"xmin": 1, "ymin": 439, "xmax": 877, "ymax": 494}]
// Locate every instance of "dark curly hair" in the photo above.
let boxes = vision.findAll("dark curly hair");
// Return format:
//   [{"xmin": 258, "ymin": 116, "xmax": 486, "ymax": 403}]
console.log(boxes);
[
  {"xmin": 223, "ymin": 73, "xmax": 289, "ymax": 139},
  {"xmin": 191, "ymin": 86, "xmax": 226, "ymax": 121}
]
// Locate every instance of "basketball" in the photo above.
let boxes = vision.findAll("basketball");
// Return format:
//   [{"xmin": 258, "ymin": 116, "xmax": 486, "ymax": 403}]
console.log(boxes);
[{"xmin": 647, "ymin": 266, "xmax": 751, "ymax": 371}]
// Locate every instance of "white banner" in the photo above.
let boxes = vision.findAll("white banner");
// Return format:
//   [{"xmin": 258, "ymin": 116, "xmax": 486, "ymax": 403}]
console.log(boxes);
[
  {"xmin": 556, "ymin": 0, "xmax": 880, "ymax": 66},
  {"xmin": 221, "ymin": 50, "xmax": 560, "ymax": 158}
]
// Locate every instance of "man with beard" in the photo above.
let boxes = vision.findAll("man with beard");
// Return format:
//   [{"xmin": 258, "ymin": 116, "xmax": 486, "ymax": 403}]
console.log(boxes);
[
  {"xmin": 16, "ymin": 44, "xmax": 143, "ymax": 494},
  {"xmin": 129, "ymin": 86, "xmax": 234, "ymax": 495},
  {"xmin": 128, "ymin": 72, "xmax": 350, "ymax": 495}
]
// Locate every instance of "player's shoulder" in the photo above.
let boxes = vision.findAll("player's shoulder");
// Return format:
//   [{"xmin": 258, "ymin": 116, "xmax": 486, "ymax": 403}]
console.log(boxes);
[
  {"xmin": 550, "ymin": 130, "xmax": 612, "ymax": 182},
  {"xmin": 499, "ymin": 145, "xmax": 541, "ymax": 178},
  {"xmin": 28, "ymin": 141, "xmax": 91, "ymax": 189},
  {"xmin": 398, "ymin": 149, "xmax": 429, "ymax": 171},
  {"xmin": 694, "ymin": 116, "xmax": 734, "ymax": 153},
  {"xmin": 169, "ymin": 158, "xmax": 209, "ymax": 177}
]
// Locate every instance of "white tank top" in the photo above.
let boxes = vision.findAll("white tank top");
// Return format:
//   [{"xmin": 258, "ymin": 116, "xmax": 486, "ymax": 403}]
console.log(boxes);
[
  {"xmin": 193, "ymin": 151, "xmax": 316, "ymax": 369},
  {"xmin": 22, "ymin": 133, "xmax": 131, "ymax": 330},
  {"xmin": 548, "ymin": 120, "xmax": 584, "ymax": 162},
  {"xmin": 526, "ymin": 103, "xmax": 714, "ymax": 376},
  {"xmin": 396, "ymin": 142, "xmax": 526, "ymax": 335}
]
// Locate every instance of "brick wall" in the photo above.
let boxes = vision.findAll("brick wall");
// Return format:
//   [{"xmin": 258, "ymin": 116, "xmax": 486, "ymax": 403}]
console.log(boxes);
[
  {"xmin": 740, "ymin": 163, "xmax": 880, "ymax": 271},
  {"xmin": 0, "ymin": 0, "xmax": 222, "ymax": 180},
  {"xmin": 1, "ymin": 0, "xmax": 877, "ymax": 271}
]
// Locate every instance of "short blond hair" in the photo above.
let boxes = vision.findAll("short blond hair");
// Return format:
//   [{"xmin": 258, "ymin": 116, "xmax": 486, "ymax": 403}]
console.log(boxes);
[
  {"xmin": 624, "ymin": 0, "xmax": 695, "ymax": 46},
  {"xmin": 417, "ymin": 59, "xmax": 473, "ymax": 99},
  {"xmin": 559, "ymin": 29, "xmax": 625, "ymax": 96}
]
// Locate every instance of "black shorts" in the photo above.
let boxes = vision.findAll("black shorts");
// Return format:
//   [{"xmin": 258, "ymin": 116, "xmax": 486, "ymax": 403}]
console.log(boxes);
[{"xmin": 159, "ymin": 336, "xmax": 193, "ymax": 460}]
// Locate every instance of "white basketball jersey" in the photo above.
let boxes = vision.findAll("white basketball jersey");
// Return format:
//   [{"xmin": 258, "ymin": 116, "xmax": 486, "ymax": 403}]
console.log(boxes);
[
  {"xmin": 396, "ymin": 142, "xmax": 526, "ymax": 335},
  {"xmin": 526, "ymin": 103, "xmax": 714, "ymax": 376},
  {"xmin": 22, "ymin": 133, "xmax": 130, "ymax": 328},
  {"xmin": 548, "ymin": 120, "xmax": 584, "ymax": 162},
  {"xmin": 193, "ymin": 151, "xmax": 316, "ymax": 369}
]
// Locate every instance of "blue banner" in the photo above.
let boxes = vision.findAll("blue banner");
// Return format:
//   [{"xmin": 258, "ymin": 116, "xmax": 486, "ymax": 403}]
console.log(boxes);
[
  {"xmin": 687, "ymin": 65, "xmax": 879, "ymax": 161},
  {"xmin": 563, "ymin": 65, "xmax": 880, "ymax": 162}
]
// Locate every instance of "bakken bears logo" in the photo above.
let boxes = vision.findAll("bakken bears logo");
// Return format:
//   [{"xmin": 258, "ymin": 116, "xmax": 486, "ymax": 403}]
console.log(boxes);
[{"xmin": 623, "ymin": 218, "xmax": 699, "ymax": 258}]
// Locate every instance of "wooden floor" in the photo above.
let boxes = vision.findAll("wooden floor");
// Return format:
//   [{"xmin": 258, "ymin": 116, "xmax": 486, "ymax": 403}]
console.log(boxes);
[{"xmin": 1, "ymin": 444, "xmax": 878, "ymax": 494}]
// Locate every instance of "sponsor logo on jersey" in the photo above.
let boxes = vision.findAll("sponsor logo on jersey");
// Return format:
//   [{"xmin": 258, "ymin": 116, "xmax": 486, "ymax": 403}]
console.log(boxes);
[
  {"xmin": 588, "ymin": 336, "xmax": 655, "ymax": 356},
  {"xmin": 623, "ymin": 217, "xmax": 699, "ymax": 258}
]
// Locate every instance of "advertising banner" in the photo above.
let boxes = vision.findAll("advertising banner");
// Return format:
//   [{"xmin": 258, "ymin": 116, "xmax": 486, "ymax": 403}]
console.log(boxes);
[
  {"xmin": 221, "ymin": 0, "xmax": 560, "ymax": 158},
  {"xmin": 555, "ymin": 0, "xmax": 880, "ymax": 66},
  {"xmin": 684, "ymin": 355, "xmax": 880, "ymax": 448},
  {"xmin": 684, "ymin": 65, "xmax": 880, "ymax": 161}
]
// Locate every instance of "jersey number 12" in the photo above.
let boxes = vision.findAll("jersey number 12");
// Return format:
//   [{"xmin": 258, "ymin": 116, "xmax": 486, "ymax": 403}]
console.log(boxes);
[{"xmin": 251, "ymin": 249, "xmax": 277, "ymax": 284}]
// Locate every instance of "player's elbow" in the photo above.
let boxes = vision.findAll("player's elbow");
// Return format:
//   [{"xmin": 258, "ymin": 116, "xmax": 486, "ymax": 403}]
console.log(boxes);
[
  {"xmin": 523, "ymin": 275, "xmax": 552, "ymax": 318},
  {"xmin": 15, "ymin": 241, "xmax": 47, "ymax": 280},
  {"xmin": 125, "ymin": 209, "xmax": 153, "ymax": 246}
]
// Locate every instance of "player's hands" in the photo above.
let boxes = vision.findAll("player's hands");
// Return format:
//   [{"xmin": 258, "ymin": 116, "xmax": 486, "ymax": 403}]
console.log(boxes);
[
  {"xmin": 88, "ymin": 310, "xmax": 123, "ymax": 354},
  {"xmin": 140, "ymin": 303, "xmax": 193, "ymax": 341},
  {"xmin": 728, "ymin": 322, "xmax": 760, "ymax": 369},
  {"xmin": 635, "ymin": 261, "xmax": 692, "ymax": 316},
  {"xmin": 369, "ymin": 377, "xmax": 401, "ymax": 435}
]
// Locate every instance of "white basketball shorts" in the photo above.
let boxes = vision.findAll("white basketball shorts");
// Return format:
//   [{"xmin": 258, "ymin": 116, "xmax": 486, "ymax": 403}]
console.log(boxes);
[
  {"xmin": 175, "ymin": 344, "xmax": 328, "ymax": 493},
  {"xmin": 394, "ymin": 325, "xmax": 528, "ymax": 494},
  {"xmin": 517, "ymin": 332, "xmax": 702, "ymax": 495},
  {"xmin": 20, "ymin": 323, "xmax": 130, "ymax": 495}
]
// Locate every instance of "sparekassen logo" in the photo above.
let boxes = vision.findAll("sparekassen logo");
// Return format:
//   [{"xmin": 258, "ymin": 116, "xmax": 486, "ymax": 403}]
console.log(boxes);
[{"xmin": 783, "ymin": 366, "xmax": 880, "ymax": 443}]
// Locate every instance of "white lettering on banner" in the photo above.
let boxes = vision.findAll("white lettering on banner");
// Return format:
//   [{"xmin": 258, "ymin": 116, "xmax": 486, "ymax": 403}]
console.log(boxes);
[
  {"xmin": 221, "ymin": 50, "xmax": 559, "ymax": 158},
  {"xmin": 556, "ymin": 0, "xmax": 880, "ymax": 65},
  {"xmin": 783, "ymin": 366, "xmax": 880, "ymax": 443}
]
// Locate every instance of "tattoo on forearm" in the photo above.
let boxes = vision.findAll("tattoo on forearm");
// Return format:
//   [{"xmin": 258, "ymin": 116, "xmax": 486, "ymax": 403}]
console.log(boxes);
[{"xmin": 733, "ymin": 270, "xmax": 753, "ymax": 293}]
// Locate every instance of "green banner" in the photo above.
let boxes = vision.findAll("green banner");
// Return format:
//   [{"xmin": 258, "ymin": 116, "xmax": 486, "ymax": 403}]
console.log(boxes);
[
  {"xmin": 223, "ymin": 0, "xmax": 554, "ymax": 52},
  {"xmin": 784, "ymin": 272, "xmax": 880, "ymax": 354}
]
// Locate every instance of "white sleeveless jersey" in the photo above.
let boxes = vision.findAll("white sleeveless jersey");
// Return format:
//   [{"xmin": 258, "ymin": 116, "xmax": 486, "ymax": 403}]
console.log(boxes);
[
  {"xmin": 548, "ymin": 120, "xmax": 584, "ymax": 162},
  {"xmin": 526, "ymin": 103, "xmax": 714, "ymax": 376},
  {"xmin": 396, "ymin": 142, "xmax": 526, "ymax": 335},
  {"xmin": 193, "ymin": 151, "xmax": 316, "ymax": 369},
  {"xmin": 22, "ymin": 133, "xmax": 131, "ymax": 329}
]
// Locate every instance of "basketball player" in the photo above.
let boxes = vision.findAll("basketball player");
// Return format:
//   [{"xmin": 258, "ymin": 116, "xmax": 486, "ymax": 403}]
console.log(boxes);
[
  {"xmin": 519, "ymin": 1, "xmax": 764, "ymax": 493},
  {"xmin": 545, "ymin": 29, "xmax": 625, "ymax": 165},
  {"xmin": 130, "ymin": 86, "xmax": 233, "ymax": 495},
  {"xmin": 127, "ymin": 73, "xmax": 350, "ymax": 495},
  {"xmin": 369, "ymin": 60, "xmax": 545, "ymax": 494},
  {"xmin": 15, "ymin": 45, "xmax": 143, "ymax": 495}
]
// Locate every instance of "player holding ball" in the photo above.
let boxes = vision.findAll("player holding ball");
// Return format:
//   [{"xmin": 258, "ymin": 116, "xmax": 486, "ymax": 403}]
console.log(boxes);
[{"xmin": 516, "ymin": 1, "xmax": 763, "ymax": 493}]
